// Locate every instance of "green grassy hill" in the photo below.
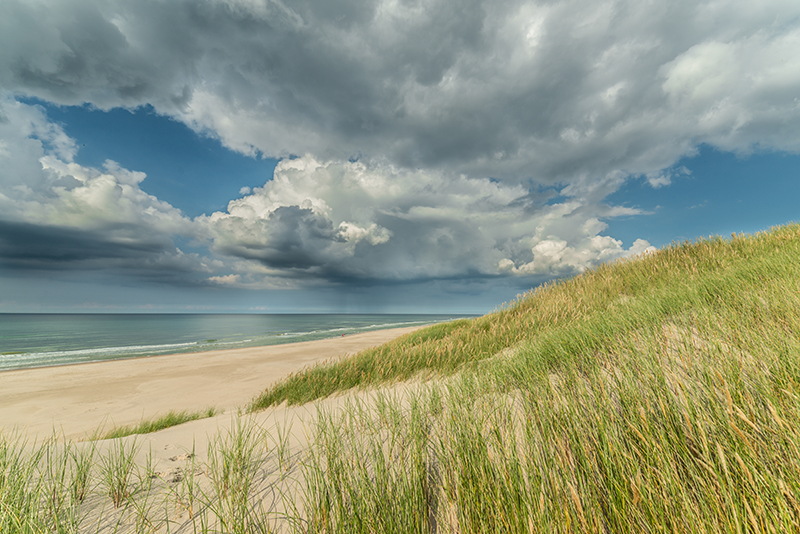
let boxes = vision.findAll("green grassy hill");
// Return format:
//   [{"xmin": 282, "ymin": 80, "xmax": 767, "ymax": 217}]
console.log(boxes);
[
  {"xmin": 253, "ymin": 223, "xmax": 800, "ymax": 533},
  {"xmin": 253, "ymin": 223, "xmax": 800, "ymax": 409}
]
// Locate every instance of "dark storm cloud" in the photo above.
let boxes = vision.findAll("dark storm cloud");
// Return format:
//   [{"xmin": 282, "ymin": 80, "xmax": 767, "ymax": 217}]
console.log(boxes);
[
  {"xmin": 3, "ymin": 0, "xmax": 799, "ymax": 182},
  {"xmin": 212, "ymin": 205, "xmax": 343, "ymax": 271},
  {"xmin": 0, "ymin": 218, "xmax": 206, "ymax": 281},
  {"xmin": 0, "ymin": 219, "xmax": 157, "ymax": 266},
  {"xmin": 0, "ymin": 0, "xmax": 196, "ymax": 109}
]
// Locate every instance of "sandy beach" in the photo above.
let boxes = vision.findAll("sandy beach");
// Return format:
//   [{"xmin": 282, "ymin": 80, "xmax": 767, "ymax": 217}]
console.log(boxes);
[{"xmin": 0, "ymin": 326, "xmax": 421, "ymax": 440}]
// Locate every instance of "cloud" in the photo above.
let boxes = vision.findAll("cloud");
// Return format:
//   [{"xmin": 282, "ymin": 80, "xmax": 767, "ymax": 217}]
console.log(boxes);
[
  {"xmin": 0, "ymin": 97, "xmax": 215, "ymax": 281},
  {"xmin": 645, "ymin": 166, "xmax": 691, "ymax": 189},
  {"xmin": 199, "ymin": 157, "xmax": 653, "ymax": 286},
  {"xmin": 2, "ymin": 0, "xmax": 799, "ymax": 299},
  {"xmin": 0, "ymin": 218, "xmax": 214, "ymax": 279},
  {"xmin": 1, "ymin": 99, "xmax": 648, "ymax": 288},
  {"xmin": 2, "ymin": 0, "xmax": 799, "ymax": 183},
  {"xmin": 659, "ymin": 29, "xmax": 800, "ymax": 153},
  {"xmin": 208, "ymin": 273, "xmax": 240, "ymax": 285},
  {"xmin": 499, "ymin": 236, "xmax": 655, "ymax": 277}
]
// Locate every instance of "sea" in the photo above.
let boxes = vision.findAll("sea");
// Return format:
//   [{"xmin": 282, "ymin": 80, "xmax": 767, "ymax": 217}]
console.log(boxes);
[{"xmin": 0, "ymin": 313, "xmax": 468, "ymax": 372}]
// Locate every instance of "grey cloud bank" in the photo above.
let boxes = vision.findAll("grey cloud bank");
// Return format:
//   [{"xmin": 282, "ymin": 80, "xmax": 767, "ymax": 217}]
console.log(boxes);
[
  {"xmin": 1, "ymin": 0, "xmax": 799, "ymax": 308},
  {"xmin": 3, "ymin": 0, "xmax": 799, "ymax": 177}
]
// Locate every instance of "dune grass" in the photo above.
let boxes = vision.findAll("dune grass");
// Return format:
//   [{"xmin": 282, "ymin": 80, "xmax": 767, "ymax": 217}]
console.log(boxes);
[
  {"xmin": 293, "ymin": 223, "xmax": 800, "ymax": 532},
  {"xmin": 250, "ymin": 223, "xmax": 800, "ymax": 411},
  {"xmin": 0, "ymin": 416, "xmax": 294, "ymax": 533},
  {"xmin": 0, "ymin": 434, "xmax": 88, "ymax": 533},
  {"xmin": 101, "ymin": 407, "xmax": 218, "ymax": 440}
]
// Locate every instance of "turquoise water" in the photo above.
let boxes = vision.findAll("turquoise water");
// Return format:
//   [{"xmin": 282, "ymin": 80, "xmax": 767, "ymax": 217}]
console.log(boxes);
[{"xmin": 0, "ymin": 314, "xmax": 466, "ymax": 372}]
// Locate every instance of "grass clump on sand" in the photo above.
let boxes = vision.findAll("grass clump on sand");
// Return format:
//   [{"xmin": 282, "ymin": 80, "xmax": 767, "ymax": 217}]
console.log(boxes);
[
  {"xmin": 101, "ymin": 407, "xmax": 218, "ymax": 440},
  {"xmin": 0, "ymin": 434, "xmax": 92, "ymax": 533},
  {"xmin": 0, "ymin": 416, "xmax": 295, "ymax": 534}
]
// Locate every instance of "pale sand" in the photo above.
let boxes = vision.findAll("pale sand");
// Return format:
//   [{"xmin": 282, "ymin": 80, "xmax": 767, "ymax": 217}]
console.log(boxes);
[{"xmin": 0, "ymin": 326, "xmax": 421, "ymax": 440}]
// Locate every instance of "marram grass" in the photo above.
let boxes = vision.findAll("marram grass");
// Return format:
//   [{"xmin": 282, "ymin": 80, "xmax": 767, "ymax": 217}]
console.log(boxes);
[
  {"xmin": 101, "ymin": 407, "xmax": 218, "ymax": 440},
  {"xmin": 250, "ymin": 223, "xmax": 800, "ymax": 410},
  {"xmin": 270, "ymin": 223, "xmax": 800, "ymax": 533}
]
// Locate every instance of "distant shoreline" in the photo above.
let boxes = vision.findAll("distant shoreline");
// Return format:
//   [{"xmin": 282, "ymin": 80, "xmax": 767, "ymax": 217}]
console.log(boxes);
[
  {"xmin": 0, "ymin": 325, "xmax": 425, "ymax": 439},
  {"xmin": 0, "ymin": 313, "xmax": 470, "ymax": 373},
  {"xmin": 0, "ymin": 322, "xmax": 430, "ymax": 374}
]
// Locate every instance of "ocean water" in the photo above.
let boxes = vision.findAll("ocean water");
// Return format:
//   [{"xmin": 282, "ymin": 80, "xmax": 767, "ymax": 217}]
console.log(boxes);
[{"xmin": 0, "ymin": 314, "xmax": 466, "ymax": 372}]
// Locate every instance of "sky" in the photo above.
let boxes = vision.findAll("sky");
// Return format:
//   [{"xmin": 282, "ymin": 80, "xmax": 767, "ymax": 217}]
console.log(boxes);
[{"xmin": 0, "ymin": 0, "xmax": 799, "ymax": 314}]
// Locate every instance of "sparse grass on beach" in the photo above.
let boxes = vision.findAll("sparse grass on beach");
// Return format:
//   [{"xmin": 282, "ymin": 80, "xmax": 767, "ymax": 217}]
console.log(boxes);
[
  {"xmin": 101, "ymin": 407, "xmax": 218, "ymax": 440},
  {"xmin": 4, "ymin": 223, "xmax": 800, "ymax": 532},
  {"xmin": 0, "ymin": 434, "xmax": 87, "ymax": 532}
]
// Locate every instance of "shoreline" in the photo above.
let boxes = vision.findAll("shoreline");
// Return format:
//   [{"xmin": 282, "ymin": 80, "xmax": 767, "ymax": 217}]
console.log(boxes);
[
  {"xmin": 0, "ymin": 314, "xmax": 463, "ymax": 373},
  {"xmin": 0, "ymin": 325, "xmax": 423, "ymax": 440},
  {"xmin": 0, "ymin": 322, "xmax": 436, "ymax": 375}
]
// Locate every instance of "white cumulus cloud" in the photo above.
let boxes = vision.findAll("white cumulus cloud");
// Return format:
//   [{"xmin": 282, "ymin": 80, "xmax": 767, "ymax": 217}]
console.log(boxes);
[{"xmin": 198, "ymin": 156, "xmax": 654, "ymax": 285}]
